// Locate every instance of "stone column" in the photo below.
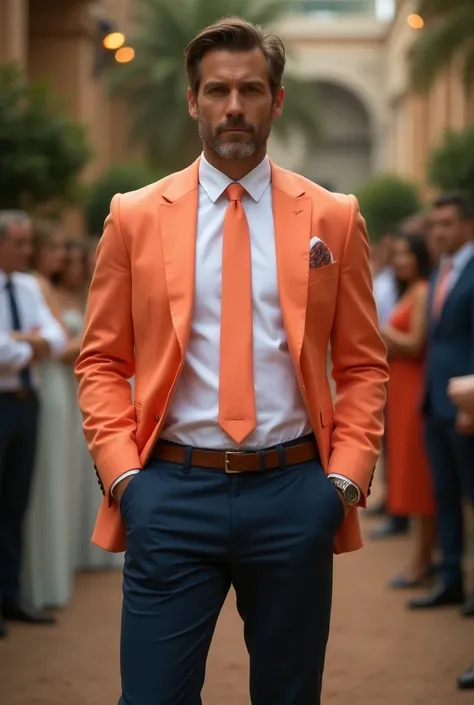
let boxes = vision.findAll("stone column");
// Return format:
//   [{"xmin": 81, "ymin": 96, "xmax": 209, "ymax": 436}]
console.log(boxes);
[
  {"xmin": 28, "ymin": 0, "xmax": 100, "ymax": 236},
  {"xmin": 408, "ymin": 93, "xmax": 429, "ymax": 184},
  {"xmin": 0, "ymin": 0, "xmax": 28, "ymax": 67}
]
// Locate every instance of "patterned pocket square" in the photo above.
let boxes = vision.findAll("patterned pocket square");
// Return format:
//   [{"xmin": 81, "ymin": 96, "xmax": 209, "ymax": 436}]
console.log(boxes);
[{"xmin": 309, "ymin": 237, "xmax": 334, "ymax": 269}]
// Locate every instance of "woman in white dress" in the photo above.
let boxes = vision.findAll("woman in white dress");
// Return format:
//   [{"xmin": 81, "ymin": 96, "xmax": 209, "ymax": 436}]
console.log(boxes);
[
  {"xmin": 55, "ymin": 240, "xmax": 123, "ymax": 571},
  {"xmin": 22, "ymin": 221, "xmax": 79, "ymax": 609}
]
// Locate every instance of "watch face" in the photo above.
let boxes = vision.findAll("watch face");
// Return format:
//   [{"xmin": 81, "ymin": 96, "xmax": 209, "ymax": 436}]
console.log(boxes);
[{"xmin": 344, "ymin": 484, "xmax": 360, "ymax": 505}]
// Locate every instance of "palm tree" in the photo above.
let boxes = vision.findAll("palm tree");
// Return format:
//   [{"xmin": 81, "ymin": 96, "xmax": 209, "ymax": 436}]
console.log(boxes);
[
  {"xmin": 108, "ymin": 0, "xmax": 321, "ymax": 170},
  {"xmin": 410, "ymin": 0, "xmax": 474, "ymax": 91}
]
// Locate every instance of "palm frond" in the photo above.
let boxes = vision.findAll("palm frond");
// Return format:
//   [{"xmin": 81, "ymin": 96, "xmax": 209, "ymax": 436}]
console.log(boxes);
[
  {"xmin": 410, "ymin": 6, "xmax": 474, "ymax": 91},
  {"xmin": 275, "ymin": 74, "xmax": 321, "ymax": 141},
  {"xmin": 417, "ymin": 0, "xmax": 474, "ymax": 20}
]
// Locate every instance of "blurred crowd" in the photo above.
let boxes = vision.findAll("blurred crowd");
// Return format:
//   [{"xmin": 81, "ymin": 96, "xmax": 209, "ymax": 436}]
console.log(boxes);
[
  {"xmin": 0, "ymin": 212, "xmax": 123, "ymax": 639},
  {"xmin": 368, "ymin": 191, "xmax": 474, "ymax": 691}
]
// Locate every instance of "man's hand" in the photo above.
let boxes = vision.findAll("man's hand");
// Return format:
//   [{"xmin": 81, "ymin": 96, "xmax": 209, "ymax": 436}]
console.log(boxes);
[
  {"xmin": 113, "ymin": 475, "xmax": 135, "ymax": 503},
  {"xmin": 335, "ymin": 489, "xmax": 350, "ymax": 516},
  {"xmin": 448, "ymin": 375, "xmax": 474, "ymax": 416},
  {"xmin": 455, "ymin": 411, "xmax": 474, "ymax": 436},
  {"xmin": 10, "ymin": 331, "xmax": 50, "ymax": 359}
]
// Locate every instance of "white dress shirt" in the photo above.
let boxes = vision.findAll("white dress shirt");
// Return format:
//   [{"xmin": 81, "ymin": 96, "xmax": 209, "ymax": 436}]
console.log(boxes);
[
  {"xmin": 161, "ymin": 154, "xmax": 311, "ymax": 450},
  {"xmin": 372, "ymin": 266, "xmax": 397, "ymax": 326},
  {"xmin": 0, "ymin": 270, "xmax": 66, "ymax": 391}
]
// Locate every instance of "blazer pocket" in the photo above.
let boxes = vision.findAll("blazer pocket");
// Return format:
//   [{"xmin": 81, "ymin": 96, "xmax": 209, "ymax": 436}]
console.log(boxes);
[
  {"xmin": 308, "ymin": 260, "xmax": 339, "ymax": 285},
  {"xmin": 320, "ymin": 402, "xmax": 334, "ymax": 428}
]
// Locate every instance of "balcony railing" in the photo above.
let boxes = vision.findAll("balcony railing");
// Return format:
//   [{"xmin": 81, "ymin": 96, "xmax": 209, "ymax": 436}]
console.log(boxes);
[{"xmin": 292, "ymin": 0, "xmax": 377, "ymax": 15}]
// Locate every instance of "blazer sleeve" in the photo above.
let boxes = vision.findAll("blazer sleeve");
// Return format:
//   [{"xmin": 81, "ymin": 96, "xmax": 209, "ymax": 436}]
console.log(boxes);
[
  {"xmin": 75, "ymin": 194, "xmax": 141, "ymax": 496},
  {"xmin": 328, "ymin": 195, "xmax": 389, "ymax": 502}
]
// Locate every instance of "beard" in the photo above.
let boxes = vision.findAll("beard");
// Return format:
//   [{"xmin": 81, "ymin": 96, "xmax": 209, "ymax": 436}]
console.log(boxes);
[{"xmin": 198, "ymin": 112, "xmax": 273, "ymax": 160}]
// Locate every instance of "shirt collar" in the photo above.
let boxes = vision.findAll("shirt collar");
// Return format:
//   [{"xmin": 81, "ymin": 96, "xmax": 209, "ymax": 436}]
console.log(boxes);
[
  {"xmin": 199, "ymin": 153, "xmax": 271, "ymax": 203},
  {"xmin": 443, "ymin": 241, "xmax": 474, "ymax": 271}
]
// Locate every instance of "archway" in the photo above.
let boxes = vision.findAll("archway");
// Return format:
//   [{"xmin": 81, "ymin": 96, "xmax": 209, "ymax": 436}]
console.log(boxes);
[{"xmin": 303, "ymin": 81, "xmax": 373, "ymax": 194}]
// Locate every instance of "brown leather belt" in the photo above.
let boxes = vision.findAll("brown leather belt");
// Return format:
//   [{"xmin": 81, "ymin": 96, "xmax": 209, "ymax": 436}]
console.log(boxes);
[{"xmin": 151, "ymin": 437, "xmax": 318, "ymax": 474}]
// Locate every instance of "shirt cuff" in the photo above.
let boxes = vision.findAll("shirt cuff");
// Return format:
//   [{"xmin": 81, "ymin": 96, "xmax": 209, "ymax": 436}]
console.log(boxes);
[
  {"xmin": 12, "ymin": 342, "xmax": 34, "ymax": 370},
  {"xmin": 110, "ymin": 469, "xmax": 140, "ymax": 499}
]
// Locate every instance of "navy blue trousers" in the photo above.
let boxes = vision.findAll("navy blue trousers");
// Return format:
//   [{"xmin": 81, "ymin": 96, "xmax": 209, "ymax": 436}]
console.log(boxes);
[
  {"xmin": 425, "ymin": 417, "xmax": 474, "ymax": 586},
  {"xmin": 118, "ymin": 454, "xmax": 344, "ymax": 705},
  {"xmin": 0, "ymin": 392, "xmax": 39, "ymax": 603}
]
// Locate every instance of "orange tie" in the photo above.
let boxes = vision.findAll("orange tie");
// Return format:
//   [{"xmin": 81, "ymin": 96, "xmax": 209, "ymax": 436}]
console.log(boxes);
[
  {"xmin": 218, "ymin": 183, "xmax": 256, "ymax": 443},
  {"xmin": 432, "ymin": 260, "xmax": 453, "ymax": 320}
]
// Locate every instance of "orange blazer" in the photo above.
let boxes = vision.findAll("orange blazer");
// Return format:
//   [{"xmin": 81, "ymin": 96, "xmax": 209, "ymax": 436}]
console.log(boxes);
[{"xmin": 75, "ymin": 158, "xmax": 389, "ymax": 554}]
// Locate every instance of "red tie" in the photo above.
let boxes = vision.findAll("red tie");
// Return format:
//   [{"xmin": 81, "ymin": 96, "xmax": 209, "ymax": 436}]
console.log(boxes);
[
  {"xmin": 218, "ymin": 183, "xmax": 256, "ymax": 443},
  {"xmin": 432, "ymin": 260, "xmax": 453, "ymax": 320}
]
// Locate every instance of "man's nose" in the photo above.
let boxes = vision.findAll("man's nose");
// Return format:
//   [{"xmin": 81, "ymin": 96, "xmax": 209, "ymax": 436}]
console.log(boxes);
[{"xmin": 225, "ymin": 90, "xmax": 244, "ymax": 116}]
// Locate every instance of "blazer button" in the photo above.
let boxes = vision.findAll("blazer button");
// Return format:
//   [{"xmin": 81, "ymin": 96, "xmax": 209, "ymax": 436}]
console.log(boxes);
[{"xmin": 154, "ymin": 414, "xmax": 160, "ymax": 422}]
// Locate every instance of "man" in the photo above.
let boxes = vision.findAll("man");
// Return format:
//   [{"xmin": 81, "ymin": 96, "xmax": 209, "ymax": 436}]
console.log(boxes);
[
  {"xmin": 76, "ymin": 17, "xmax": 388, "ymax": 705},
  {"xmin": 0, "ymin": 211, "xmax": 66, "ymax": 638},
  {"xmin": 372, "ymin": 228, "xmax": 398, "ymax": 328},
  {"xmin": 409, "ymin": 192, "xmax": 474, "ymax": 614},
  {"xmin": 448, "ymin": 374, "xmax": 474, "ymax": 691},
  {"xmin": 367, "ymin": 227, "xmax": 407, "ymax": 536}
]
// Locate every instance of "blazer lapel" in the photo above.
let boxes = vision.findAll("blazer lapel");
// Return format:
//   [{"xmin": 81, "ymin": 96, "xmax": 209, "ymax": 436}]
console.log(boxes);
[
  {"xmin": 431, "ymin": 254, "xmax": 474, "ymax": 329},
  {"xmin": 159, "ymin": 158, "xmax": 200, "ymax": 355},
  {"xmin": 439, "ymin": 254, "xmax": 474, "ymax": 324},
  {"xmin": 271, "ymin": 162, "xmax": 312, "ymax": 366}
]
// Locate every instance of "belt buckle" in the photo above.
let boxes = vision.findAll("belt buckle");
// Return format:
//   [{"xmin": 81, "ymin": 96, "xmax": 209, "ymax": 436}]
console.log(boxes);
[{"xmin": 224, "ymin": 451, "xmax": 244, "ymax": 474}]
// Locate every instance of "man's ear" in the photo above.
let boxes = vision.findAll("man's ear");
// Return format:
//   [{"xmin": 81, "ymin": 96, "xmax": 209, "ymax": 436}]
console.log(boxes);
[{"xmin": 188, "ymin": 87, "xmax": 198, "ymax": 121}]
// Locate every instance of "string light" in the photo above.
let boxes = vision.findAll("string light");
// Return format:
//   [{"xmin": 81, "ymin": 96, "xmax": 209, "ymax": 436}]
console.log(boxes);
[
  {"xmin": 115, "ymin": 46, "xmax": 135, "ymax": 63},
  {"xmin": 407, "ymin": 13, "xmax": 424, "ymax": 29},
  {"xmin": 103, "ymin": 31, "xmax": 125, "ymax": 50}
]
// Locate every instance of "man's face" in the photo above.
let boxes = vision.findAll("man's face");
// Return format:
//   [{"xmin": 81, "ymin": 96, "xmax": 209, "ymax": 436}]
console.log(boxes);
[
  {"xmin": 430, "ymin": 205, "xmax": 473, "ymax": 256},
  {"xmin": 188, "ymin": 48, "xmax": 284, "ymax": 160},
  {"xmin": 0, "ymin": 221, "xmax": 33, "ymax": 274},
  {"xmin": 377, "ymin": 234, "xmax": 396, "ymax": 268}
]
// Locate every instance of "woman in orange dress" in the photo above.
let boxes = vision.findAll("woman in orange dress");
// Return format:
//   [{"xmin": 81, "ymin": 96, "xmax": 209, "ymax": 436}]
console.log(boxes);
[{"xmin": 381, "ymin": 233, "xmax": 437, "ymax": 588}]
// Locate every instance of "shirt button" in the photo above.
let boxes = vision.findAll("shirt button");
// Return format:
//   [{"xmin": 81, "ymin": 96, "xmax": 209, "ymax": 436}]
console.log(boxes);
[{"xmin": 154, "ymin": 414, "xmax": 160, "ymax": 422}]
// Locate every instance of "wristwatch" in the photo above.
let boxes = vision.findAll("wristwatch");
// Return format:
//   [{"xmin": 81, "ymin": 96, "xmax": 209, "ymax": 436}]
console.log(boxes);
[{"xmin": 328, "ymin": 475, "xmax": 361, "ymax": 507}]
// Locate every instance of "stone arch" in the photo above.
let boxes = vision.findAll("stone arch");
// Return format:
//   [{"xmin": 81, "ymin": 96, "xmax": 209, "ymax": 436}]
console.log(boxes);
[
  {"xmin": 289, "ymin": 64, "xmax": 386, "ymax": 148},
  {"xmin": 302, "ymin": 80, "xmax": 373, "ymax": 193}
]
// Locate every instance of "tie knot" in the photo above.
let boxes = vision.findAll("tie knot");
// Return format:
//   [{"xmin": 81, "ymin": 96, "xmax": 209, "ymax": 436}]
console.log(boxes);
[{"xmin": 226, "ymin": 183, "xmax": 247, "ymax": 202}]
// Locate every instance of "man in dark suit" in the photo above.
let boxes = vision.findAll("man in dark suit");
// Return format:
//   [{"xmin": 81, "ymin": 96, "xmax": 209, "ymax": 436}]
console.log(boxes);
[
  {"xmin": 409, "ymin": 192, "xmax": 474, "ymax": 613},
  {"xmin": 0, "ymin": 211, "xmax": 66, "ymax": 637}
]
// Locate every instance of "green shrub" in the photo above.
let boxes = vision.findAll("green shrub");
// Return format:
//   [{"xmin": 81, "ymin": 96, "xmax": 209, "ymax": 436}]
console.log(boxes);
[
  {"xmin": 0, "ymin": 63, "xmax": 91, "ymax": 210},
  {"xmin": 428, "ymin": 126, "xmax": 474, "ymax": 201},
  {"xmin": 355, "ymin": 174, "xmax": 422, "ymax": 241},
  {"xmin": 85, "ymin": 162, "xmax": 164, "ymax": 235}
]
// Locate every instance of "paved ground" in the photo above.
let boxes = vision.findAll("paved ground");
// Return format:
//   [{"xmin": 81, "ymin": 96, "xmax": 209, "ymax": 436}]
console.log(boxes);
[{"xmin": 1, "ymin": 511, "xmax": 472, "ymax": 705}]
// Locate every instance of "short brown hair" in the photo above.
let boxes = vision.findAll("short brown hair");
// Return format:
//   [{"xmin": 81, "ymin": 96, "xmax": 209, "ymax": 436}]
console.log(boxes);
[{"xmin": 185, "ymin": 16, "xmax": 286, "ymax": 97}]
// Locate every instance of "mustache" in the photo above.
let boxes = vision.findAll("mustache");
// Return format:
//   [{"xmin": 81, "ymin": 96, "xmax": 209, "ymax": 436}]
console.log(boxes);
[{"xmin": 216, "ymin": 118, "xmax": 254, "ymax": 133}]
